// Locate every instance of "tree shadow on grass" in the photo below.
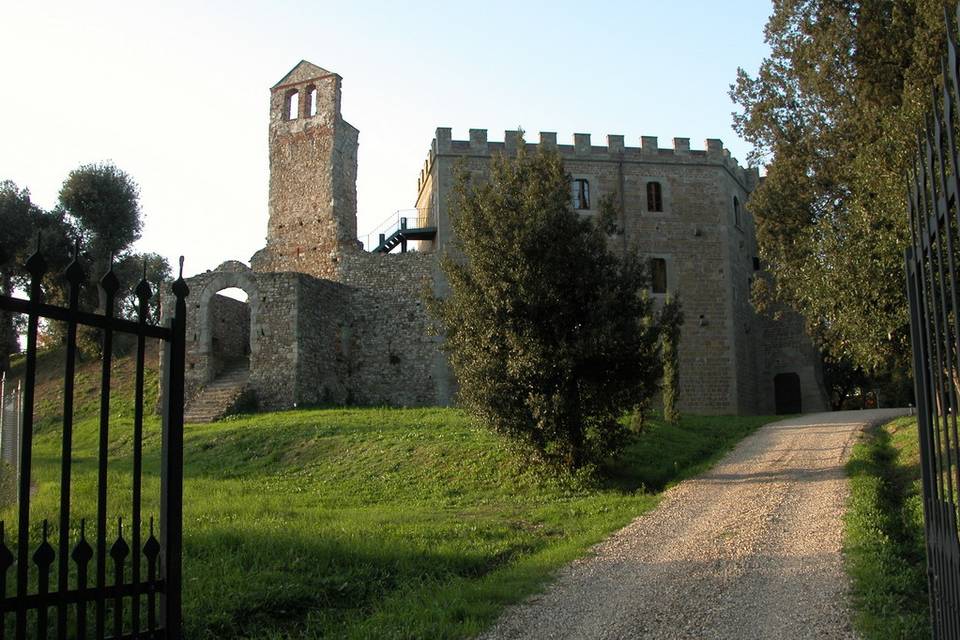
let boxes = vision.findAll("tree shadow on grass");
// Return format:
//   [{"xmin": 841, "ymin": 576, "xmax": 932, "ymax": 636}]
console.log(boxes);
[{"xmin": 182, "ymin": 524, "xmax": 536, "ymax": 639}]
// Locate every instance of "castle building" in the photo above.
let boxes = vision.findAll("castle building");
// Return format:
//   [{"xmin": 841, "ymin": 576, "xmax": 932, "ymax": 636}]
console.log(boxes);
[{"xmin": 172, "ymin": 61, "xmax": 828, "ymax": 422}]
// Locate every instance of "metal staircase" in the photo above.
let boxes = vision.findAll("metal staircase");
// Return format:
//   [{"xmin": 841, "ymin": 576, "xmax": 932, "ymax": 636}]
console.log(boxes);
[{"xmin": 363, "ymin": 209, "xmax": 436, "ymax": 253}]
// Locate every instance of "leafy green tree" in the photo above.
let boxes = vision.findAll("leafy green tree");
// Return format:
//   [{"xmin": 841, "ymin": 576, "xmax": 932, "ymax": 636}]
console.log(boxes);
[
  {"xmin": 56, "ymin": 163, "xmax": 164, "ymax": 356},
  {"xmin": 0, "ymin": 182, "xmax": 39, "ymax": 374},
  {"xmin": 59, "ymin": 162, "xmax": 142, "ymax": 271},
  {"xmin": 1, "ymin": 164, "xmax": 166, "ymax": 362},
  {"xmin": 731, "ymin": 0, "xmax": 947, "ymax": 374},
  {"xmin": 429, "ymin": 145, "xmax": 671, "ymax": 470}
]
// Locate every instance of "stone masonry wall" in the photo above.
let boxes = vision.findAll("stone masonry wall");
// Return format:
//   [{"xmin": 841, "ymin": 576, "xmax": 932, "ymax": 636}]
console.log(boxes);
[
  {"xmin": 414, "ymin": 129, "xmax": 826, "ymax": 414},
  {"xmin": 294, "ymin": 276, "xmax": 352, "ymax": 406},
  {"xmin": 415, "ymin": 131, "xmax": 759, "ymax": 413},
  {"xmin": 338, "ymin": 250, "xmax": 453, "ymax": 406}
]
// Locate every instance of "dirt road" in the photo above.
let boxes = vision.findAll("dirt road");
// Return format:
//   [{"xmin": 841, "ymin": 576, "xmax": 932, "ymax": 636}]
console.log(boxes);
[{"xmin": 480, "ymin": 409, "xmax": 908, "ymax": 640}]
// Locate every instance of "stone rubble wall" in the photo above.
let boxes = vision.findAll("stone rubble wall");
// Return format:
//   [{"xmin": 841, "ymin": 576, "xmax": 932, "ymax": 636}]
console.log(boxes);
[
  {"xmin": 294, "ymin": 276, "xmax": 352, "ymax": 406},
  {"xmin": 337, "ymin": 250, "xmax": 454, "ymax": 406},
  {"xmin": 251, "ymin": 70, "xmax": 360, "ymax": 281}
]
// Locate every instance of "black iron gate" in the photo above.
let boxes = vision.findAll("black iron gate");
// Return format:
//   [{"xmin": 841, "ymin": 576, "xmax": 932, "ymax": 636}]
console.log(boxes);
[
  {"xmin": 0, "ymin": 244, "xmax": 188, "ymax": 639},
  {"xmin": 905, "ymin": 5, "xmax": 960, "ymax": 637}
]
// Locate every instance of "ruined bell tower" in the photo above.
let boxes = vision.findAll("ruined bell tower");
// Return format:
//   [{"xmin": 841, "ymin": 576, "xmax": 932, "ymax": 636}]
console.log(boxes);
[{"xmin": 251, "ymin": 60, "xmax": 359, "ymax": 279}]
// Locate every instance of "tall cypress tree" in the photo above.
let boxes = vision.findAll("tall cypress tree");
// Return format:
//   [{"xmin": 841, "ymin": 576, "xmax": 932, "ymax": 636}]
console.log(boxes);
[{"xmin": 731, "ymin": 0, "xmax": 948, "ymax": 374}]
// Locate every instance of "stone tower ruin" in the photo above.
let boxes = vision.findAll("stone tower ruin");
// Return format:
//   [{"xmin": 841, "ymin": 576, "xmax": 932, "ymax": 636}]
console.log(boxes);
[{"xmin": 251, "ymin": 61, "xmax": 360, "ymax": 279}]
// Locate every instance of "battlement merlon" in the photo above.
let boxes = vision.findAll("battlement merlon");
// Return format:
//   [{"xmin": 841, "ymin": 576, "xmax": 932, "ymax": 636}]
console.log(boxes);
[{"xmin": 424, "ymin": 128, "xmax": 760, "ymax": 190}]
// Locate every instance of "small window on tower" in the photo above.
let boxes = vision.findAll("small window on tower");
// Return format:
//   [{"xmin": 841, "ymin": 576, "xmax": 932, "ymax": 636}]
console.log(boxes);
[
  {"xmin": 650, "ymin": 258, "xmax": 667, "ymax": 294},
  {"xmin": 571, "ymin": 178, "xmax": 590, "ymax": 210},
  {"xmin": 307, "ymin": 86, "xmax": 318, "ymax": 117},
  {"xmin": 647, "ymin": 181, "xmax": 663, "ymax": 212},
  {"xmin": 734, "ymin": 196, "xmax": 742, "ymax": 228},
  {"xmin": 285, "ymin": 89, "xmax": 299, "ymax": 121}
]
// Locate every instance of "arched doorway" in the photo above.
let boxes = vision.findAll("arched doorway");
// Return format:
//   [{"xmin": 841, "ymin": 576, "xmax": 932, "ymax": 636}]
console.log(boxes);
[
  {"xmin": 774, "ymin": 372, "xmax": 802, "ymax": 415},
  {"xmin": 209, "ymin": 287, "xmax": 251, "ymax": 378}
]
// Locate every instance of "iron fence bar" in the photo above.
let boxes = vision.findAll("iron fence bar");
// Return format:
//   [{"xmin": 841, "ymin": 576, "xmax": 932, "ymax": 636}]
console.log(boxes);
[
  {"xmin": 921, "ymin": 128, "xmax": 958, "ymax": 637},
  {"xmin": 0, "ymin": 578, "xmax": 166, "ymax": 609},
  {"xmin": 906, "ymin": 9, "xmax": 960, "ymax": 629},
  {"xmin": 58, "ymin": 250, "xmax": 83, "ymax": 640},
  {"xmin": 0, "ymin": 373, "xmax": 4, "ymax": 472},
  {"xmin": 931, "ymin": 91, "xmax": 960, "ymax": 505},
  {"xmin": 925, "ymin": 119, "xmax": 959, "ymax": 513},
  {"xmin": 34, "ymin": 520, "xmax": 53, "ymax": 638},
  {"xmin": 96, "ymin": 265, "xmax": 120, "ymax": 639},
  {"xmin": 914, "ymin": 161, "xmax": 947, "ymax": 518},
  {"xmin": 131, "ymin": 275, "xmax": 151, "ymax": 638},
  {"xmin": 15, "ymin": 249, "xmax": 46, "ymax": 640},
  {"xmin": 938, "ymin": 68, "xmax": 960, "ymax": 529},
  {"xmin": 917, "ymin": 138, "xmax": 950, "ymax": 510},
  {"xmin": 74, "ymin": 520, "xmax": 92, "ymax": 640},
  {"xmin": 943, "ymin": 20, "xmax": 960, "ymax": 637},
  {"xmin": 111, "ymin": 518, "xmax": 128, "ymax": 638},
  {"xmin": 160, "ymin": 259, "xmax": 187, "ymax": 639},
  {"xmin": 912, "ymin": 137, "xmax": 952, "ymax": 637},
  {"xmin": 0, "ymin": 295, "xmax": 172, "ymax": 340},
  {"xmin": 907, "ymin": 247, "xmax": 940, "ymax": 634}
]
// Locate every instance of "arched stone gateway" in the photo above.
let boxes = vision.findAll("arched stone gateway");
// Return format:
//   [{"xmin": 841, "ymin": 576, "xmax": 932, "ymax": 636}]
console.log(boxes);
[
  {"xmin": 179, "ymin": 262, "xmax": 263, "ymax": 421},
  {"xmin": 196, "ymin": 269, "xmax": 260, "ymax": 381}
]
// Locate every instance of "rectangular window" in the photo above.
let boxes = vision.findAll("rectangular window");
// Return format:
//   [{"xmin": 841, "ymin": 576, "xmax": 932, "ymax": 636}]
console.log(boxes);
[
  {"xmin": 650, "ymin": 258, "xmax": 667, "ymax": 294},
  {"xmin": 571, "ymin": 178, "xmax": 590, "ymax": 210},
  {"xmin": 646, "ymin": 181, "xmax": 663, "ymax": 212}
]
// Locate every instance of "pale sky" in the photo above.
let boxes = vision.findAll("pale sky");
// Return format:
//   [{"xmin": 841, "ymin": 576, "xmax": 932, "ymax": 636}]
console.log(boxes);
[{"xmin": 0, "ymin": 1, "xmax": 772, "ymax": 278}]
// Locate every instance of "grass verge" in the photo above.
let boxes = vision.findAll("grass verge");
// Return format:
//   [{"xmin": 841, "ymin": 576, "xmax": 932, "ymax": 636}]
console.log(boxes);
[
  {"xmin": 844, "ymin": 416, "xmax": 929, "ymax": 638},
  {"xmin": 6, "ymin": 347, "xmax": 775, "ymax": 639}
]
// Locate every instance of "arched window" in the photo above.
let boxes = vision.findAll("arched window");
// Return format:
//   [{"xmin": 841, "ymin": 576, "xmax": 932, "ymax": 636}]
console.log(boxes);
[
  {"xmin": 646, "ymin": 181, "xmax": 663, "ymax": 212},
  {"xmin": 571, "ymin": 178, "xmax": 590, "ymax": 210},
  {"xmin": 306, "ymin": 85, "xmax": 318, "ymax": 117},
  {"xmin": 285, "ymin": 89, "xmax": 299, "ymax": 121},
  {"xmin": 733, "ymin": 197, "xmax": 742, "ymax": 228},
  {"xmin": 650, "ymin": 258, "xmax": 667, "ymax": 294}
]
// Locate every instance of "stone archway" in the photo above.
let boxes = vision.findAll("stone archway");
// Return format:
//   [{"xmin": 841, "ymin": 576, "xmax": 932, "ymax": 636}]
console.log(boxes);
[{"xmin": 195, "ymin": 263, "xmax": 261, "ymax": 384}]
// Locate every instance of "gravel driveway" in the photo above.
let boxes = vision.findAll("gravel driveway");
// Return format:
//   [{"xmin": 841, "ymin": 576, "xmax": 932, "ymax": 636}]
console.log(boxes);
[{"xmin": 479, "ymin": 409, "xmax": 909, "ymax": 640}]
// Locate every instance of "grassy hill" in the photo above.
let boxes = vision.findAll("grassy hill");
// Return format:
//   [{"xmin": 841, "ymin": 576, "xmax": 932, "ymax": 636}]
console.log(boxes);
[{"xmin": 5, "ymin": 346, "xmax": 774, "ymax": 639}]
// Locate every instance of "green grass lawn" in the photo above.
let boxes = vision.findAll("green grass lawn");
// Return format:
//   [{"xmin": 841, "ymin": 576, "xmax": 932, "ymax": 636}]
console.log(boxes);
[
  {"xmin": 5, "ymin": 347, "xmax": 776, "ymax": 638},
  {"xmin": 844, "ymin": 416, "xmax": 929, "ymax": 639}
]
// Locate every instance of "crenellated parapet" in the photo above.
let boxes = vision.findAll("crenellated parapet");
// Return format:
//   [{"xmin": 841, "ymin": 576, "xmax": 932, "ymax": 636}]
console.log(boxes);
[{"xmin": 417, "ymin": 128, "xmax": 760, "ymax": 195}]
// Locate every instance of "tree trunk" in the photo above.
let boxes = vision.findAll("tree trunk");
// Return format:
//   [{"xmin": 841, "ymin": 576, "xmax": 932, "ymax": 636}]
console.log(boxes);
[{"xmin": 0, "ymin": 271, "xmax": 15, "ymax": 376}]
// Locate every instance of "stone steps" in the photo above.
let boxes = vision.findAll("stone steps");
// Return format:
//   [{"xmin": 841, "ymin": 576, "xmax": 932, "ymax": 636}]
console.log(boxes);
[{"xmin": 184, "ymin": 366, "xmax": 252, "ymax": 423}]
